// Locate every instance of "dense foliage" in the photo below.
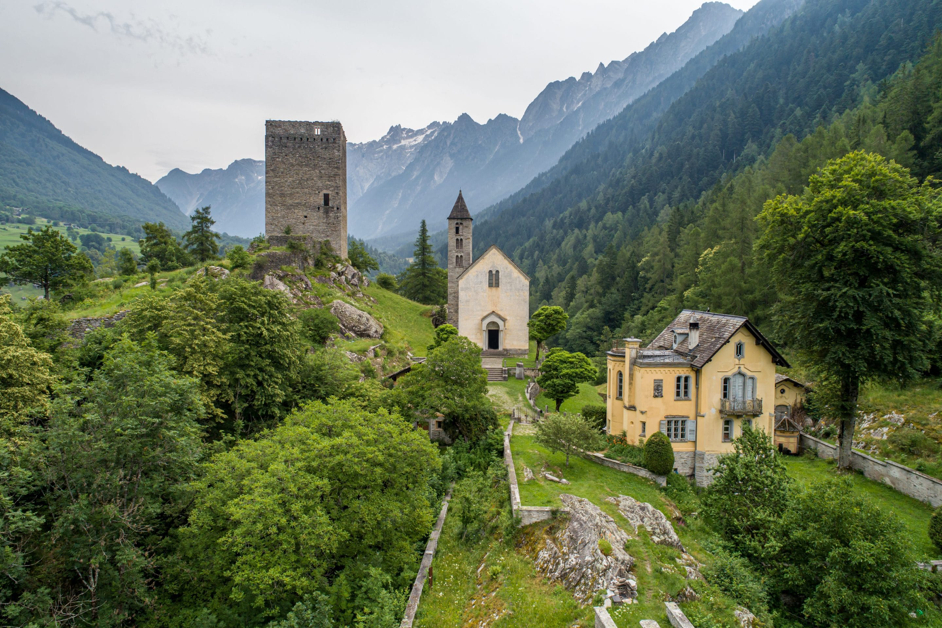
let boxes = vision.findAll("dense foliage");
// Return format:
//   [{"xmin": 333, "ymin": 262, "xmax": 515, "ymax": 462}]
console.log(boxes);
[
  {"xmin": 397, "ymin": 220, "xmax": 447, "ymax": 305},
  {"xmin": 536, "ymin": 348, "xmax": 597, "ymax": 411}
]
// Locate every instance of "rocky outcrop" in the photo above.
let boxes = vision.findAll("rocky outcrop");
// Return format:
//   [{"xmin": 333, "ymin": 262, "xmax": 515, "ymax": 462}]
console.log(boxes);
[
  {"xmin": 533, "ymin": 494, "xmax": 634, "ymax": 604},
  {"xmin": 67, "ymin": 310, "xmax": 130, "ymax": 342},
  {"xmin": 330, "ymin": 300, "xmax": 384, "ymax": 339},
  {"xmin": 192, "ymin": 265, "xmax": 230, "ymax": 280},
  {"xmin": 606, "ymin": 495, "xmax": 684, "ymax": 551},
  {"xmin": 734, "ymin": 607, "xmax": 757, "ymax": 628}
]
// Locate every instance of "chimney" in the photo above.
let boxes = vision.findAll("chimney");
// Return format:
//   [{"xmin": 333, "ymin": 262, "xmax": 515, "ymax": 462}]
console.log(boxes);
[{"xmin": 688, "ymin": 315, "xmax": 700, "ymax": 350}]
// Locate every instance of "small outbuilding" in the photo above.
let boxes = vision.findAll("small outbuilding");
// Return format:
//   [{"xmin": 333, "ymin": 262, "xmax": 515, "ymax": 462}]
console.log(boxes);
[{"xmin": 773, "ymin": 374, "xmax": 810, "ymax": 454}]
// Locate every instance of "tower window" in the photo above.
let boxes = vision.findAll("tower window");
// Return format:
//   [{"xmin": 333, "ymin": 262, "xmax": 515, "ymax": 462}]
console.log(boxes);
[
  {"xmin": 323, "ymin": 193, "xmax": 330, "ymax": 206},
  {"xmin": 456, "ymin": 238, "xmax": 463, "ymax": 250},
  {"xmin": 456, "ymin": 254, "xmax": 463, "ymax": 267},
  {"xmin": 456, "ymin": 225, "xmax": 461, "ymax": 235},
  {"xmin": 315, "ymin": 128, "xmax": 321, "ymax": 135}
]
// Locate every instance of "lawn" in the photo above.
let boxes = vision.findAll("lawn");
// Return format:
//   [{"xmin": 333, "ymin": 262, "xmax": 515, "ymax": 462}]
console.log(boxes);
[
  {"xmin": 360, "ymin": 284, "xmax": 435, "ymax": 356},
  {"xmin": 782, "ymin": 455, "xmax": 939, "ymax": 559},
  {"xmin": 488, "ymin": 379, "xmax": 530, "ymax": 415},
  {"xmin": 0, "ymin": 218, "xmax": 141, "ymax": 255},
  {"xmin": 535, "ymin": 382, "xmax": 605, "ymax": 414},
  {"xmin": 502, "ymin": 340, "xmax": 539, "ymax": 368}
]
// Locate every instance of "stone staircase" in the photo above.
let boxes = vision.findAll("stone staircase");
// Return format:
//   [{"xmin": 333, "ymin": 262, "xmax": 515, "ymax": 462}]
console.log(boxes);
[{"xmin": 486, "ymin": 367, "xmax": 507, "ymax": 382}]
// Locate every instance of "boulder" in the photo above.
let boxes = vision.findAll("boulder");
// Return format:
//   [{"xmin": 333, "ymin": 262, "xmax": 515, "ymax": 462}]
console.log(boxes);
[
  {"xmin": 262, "ymin": 274, "xmax": 291, "ymax": 294},
  {"xmin": 330, "ymin": 300, "xmax": 384, "ymax": 339},
  {"xmin": 734, "ymin": 607, "xmax": 757, "ymax": 628},
  {"xmin": 193, "ymin": 265, "xmax": 230, "ymax": 280},
  {"xmin": 533, "ymin": 494, "xmax": 634, "ymax": 604},
  {"xmin": 606, "ymin": 495, "xmax": 684, "ymax": 551},
  {"xmin": 523, "ymin": 466, "xmax": 534, "ymax": 482}
]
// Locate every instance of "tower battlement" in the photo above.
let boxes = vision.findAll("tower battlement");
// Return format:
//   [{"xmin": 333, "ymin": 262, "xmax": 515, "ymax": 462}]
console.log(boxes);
[{"xmin": 265, "ymin": 120, "xmax": 347, "ymax": 258}]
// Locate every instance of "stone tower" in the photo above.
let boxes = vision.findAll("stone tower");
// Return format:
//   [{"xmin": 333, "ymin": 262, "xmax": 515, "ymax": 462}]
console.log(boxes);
[
  {"xmin": 265, "ymin": 120, "xmax": 347, "ymax": 259},
  {"xmin": 447, "ymin": 191, "xmax": 473, "ymax": 327}
]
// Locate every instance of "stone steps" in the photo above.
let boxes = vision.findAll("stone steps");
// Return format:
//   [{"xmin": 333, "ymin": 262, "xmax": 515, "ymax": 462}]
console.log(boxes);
[{"xmin": 486, "ymin": 367, "xmax": 507, "ymax": 382}]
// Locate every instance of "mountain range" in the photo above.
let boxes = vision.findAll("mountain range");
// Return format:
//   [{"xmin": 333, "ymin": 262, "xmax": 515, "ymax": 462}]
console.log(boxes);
[
  {"xmin": 0, "ymin": 87, "xmax": 188, "ymax": 231},
  {"xmin": 156, "ymin": 2, "xmax": 745, "ymax": 240}
]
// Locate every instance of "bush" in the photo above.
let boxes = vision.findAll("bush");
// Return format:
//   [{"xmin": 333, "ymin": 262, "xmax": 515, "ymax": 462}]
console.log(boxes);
[
  {"xmin": 888, "ymin": 427, "xmax": 940, "ymax": 458},
  {"xmin": 605, "ymin": 433, "xmax": 645, "ymax": 466},
  {"xmin": 643, "ymin": 431, "xmax": 674, "ymax": 475},
  {"xmin": 226, "ymin": 245, "xmax": 251, "ymax": 270},
  {"xmin": 111, "ymin": 278, "xmax": 124, "ymax": 290},
  {"xmin": 299, "ymin": 308, "xmax": 340, "ymax": 345},
  {"xmin": 930, "ymin": 507, "xmax": 942, "ymax": 553},
  {"xmin": 581, "ymin": 405, "xmax": 607, "ymax": 431},
  {"xmin": 375, "ymin": 273, "xmax": 397, "ymax": 291},
  {"xmin": 598, "ymin": 538, "xmax": 612, "ymax": 556},
  {"xmin": 702, "ymin": 546, "xmax": 769, "ymax": 617}
]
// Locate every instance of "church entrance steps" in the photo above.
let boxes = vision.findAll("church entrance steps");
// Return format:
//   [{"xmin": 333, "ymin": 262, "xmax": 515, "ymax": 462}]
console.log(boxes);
[{"xmin": 485, "ymin": 367, "xmax": 507, "ymax": 382}]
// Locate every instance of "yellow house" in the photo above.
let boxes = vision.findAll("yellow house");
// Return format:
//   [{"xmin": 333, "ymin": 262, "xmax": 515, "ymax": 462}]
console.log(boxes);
[
  {"xmin": 606, "ymin": 310, "xmax": 789, "ymax": 486},
  {"xmin": 774, "ymin": 374, "xmax": 809, "ymax": 454}
]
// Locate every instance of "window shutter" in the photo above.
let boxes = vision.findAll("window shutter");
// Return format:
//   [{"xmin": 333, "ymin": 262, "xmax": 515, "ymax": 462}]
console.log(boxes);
[
  {"xmin": 686, "ymin": 420, "xmax": 696, "ymax": 442},
  {"xmin": 659, "ymin": 420, "xmax": 667, "ymax": 435}
]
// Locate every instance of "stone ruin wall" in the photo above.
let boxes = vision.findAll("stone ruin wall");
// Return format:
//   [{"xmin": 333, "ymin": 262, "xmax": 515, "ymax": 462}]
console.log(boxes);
[{"xmin": 265, "ymin": 120, "xmax": 347, "ymax": 259}]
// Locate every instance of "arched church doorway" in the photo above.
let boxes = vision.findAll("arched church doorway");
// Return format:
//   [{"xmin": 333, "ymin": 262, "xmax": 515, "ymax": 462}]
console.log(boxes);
[{"xmin": 486, "ymin": 322, "xmax": 501, "ymax": 350}]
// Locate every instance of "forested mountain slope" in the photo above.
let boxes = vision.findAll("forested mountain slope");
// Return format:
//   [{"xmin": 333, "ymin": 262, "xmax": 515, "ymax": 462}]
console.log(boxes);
[
  {"xmin": 470, "ymin": 0, "xmax": 942, "ymax": 354},
  {"xmin": 0, "ymin": 88, "xmax": 188, "ymax": 230}
]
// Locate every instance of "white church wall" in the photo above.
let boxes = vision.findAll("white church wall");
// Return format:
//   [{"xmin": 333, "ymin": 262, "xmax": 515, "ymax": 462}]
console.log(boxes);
[{"xmin": 457, "ymin": 248, "xmax": 529, "ymax": 355}]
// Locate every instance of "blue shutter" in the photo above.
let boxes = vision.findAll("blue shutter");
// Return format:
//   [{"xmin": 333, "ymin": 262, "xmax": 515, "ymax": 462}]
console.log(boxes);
[
  {"xmin": 660, "ymin": 420, "xmax": 667, "ymax": 435},
  {"xmin": 687, "ymin": 420, "xmax": 696, "ymax": 442}
]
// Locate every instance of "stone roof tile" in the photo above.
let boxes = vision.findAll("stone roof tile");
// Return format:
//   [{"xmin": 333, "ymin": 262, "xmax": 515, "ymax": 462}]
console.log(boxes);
[{"xmin": 448, "ymin": 190, "xmax": 473, "ymax": 220}]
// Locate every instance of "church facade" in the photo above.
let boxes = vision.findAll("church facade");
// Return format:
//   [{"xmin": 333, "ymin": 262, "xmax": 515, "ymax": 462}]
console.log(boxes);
[{"xmin": 446, "ymin": 192, "xmax": 530, "ymax": 356}]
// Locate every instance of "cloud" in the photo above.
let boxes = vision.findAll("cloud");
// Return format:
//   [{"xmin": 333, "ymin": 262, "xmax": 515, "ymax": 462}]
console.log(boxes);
[{"xmin": 33, "ymin": 1, "xmax": 211, "ymax": 56}]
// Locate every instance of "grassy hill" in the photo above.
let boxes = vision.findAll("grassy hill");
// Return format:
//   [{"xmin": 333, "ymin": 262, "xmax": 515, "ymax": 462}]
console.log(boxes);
[{"xmin": 0, "ymin": 87, "xmax": 188, "ymax": 230}]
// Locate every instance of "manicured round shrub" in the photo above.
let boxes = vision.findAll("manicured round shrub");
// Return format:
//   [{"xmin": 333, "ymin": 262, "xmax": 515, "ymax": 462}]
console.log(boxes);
[
  {"xmin": 643, "ymin": 431, "xmax": 675, "ymax": 476},
  {"xmin": 930, "ymin": 506, "xmax": 942, "ymax": 553},
  {"xmin": 598, "ymin": 538, "xmax": 612, "ymax": 557},
  {"xmin": 299, "ymin": 307, "xmax": 340, "ymax": 345}
]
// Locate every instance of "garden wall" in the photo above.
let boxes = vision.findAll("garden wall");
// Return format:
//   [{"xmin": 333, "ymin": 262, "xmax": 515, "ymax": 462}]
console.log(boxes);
[
  {"xmin": 400, "ymin": 487, "xmax": 453, "ymax": 628},
  {"xmin": 799, "ymin": 433, "xmax": 942, "ymax": 508},
  {"xmin": 583, "ymin": 452, "xmax": 667, "ymax": 487},
  {"xmin": 503, "ymin": 421, "xmax": 568, "ymax": 526}
]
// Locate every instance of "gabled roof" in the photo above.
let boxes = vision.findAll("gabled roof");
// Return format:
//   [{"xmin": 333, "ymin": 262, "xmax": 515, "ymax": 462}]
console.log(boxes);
[
  {"xmin": 648, "ymin": 310, "xmax": 789, "ymax": 369},
  {"xmin": 448, "ymin": 190, "xmax": 473, "ymax": 220},
  {"xmin": 775, "ymin": 373, "xmax": 810, "ymax": 389},
  {"xmin": 775, "ymin": 415, "xmax": 803, "ymax": 432},
  {"xmin": 458, "ymin": 245, "xmax": 531, "ymax": 282},
  {"xmin": 482, "ymin": 310, "xmax": 507, "ymax": 322}
]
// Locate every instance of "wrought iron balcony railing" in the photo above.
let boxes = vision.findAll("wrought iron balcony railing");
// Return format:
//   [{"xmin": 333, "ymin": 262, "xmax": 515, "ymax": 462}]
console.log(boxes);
[{"xmin": 720, "ymin": 398, "xmax": 763, "ymax": 416}]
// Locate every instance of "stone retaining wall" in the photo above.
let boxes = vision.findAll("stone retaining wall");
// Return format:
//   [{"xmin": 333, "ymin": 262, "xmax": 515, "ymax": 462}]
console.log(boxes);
[
  {"xmin": 800, "ymin": 433, "xmax": 942, "ymax": 508},
  {"xmin": 594, "ymin": 606, "xmax": 618, "ymax": 628},
  {"xmin": 67, "ymin": 310, "xmax": 130, "ymax": 342},
  {"xmin": 399, "ymin": 487, "xmax": 453, "ymax": 628},
  {"xmin": 503, "ymin": 421, "xmax": 568, "ymax": 526},
  {"xmin": 584, "ymin": 452, "xmax": 667, "ymax": 487}
]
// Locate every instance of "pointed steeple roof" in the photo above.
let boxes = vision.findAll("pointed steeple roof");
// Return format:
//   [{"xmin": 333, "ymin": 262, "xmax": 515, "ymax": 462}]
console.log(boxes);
[{"xmin": 448, "ymin": 190, "xmax": 473, "ymax": 220}]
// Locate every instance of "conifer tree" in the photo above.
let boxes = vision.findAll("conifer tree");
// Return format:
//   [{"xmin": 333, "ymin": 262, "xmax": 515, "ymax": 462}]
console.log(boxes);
[
  {"xmin": 183, "ymin": 206, "xmax": 221, "ymax": 263},
  {"xmin": 397, "ymin": 220, "xmax": 446, "ymax": 305}
]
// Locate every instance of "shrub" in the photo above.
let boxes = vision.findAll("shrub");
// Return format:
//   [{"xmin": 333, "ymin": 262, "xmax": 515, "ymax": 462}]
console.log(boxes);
[
  {"xmin": 643, "ymin": 431, "xmax": 674, "ymax": 475},
  {"xmin": 111, "ymin": 278, "xmax": 124, "ymax": 290},
  {"xmin": 930, "ymin": 506, "xmax": 942, "ymax": 553},
  {"xmin": 888, "ymin": 427, "xmax": 940, "ymax": 458},
  {"xmin": 226, "ymin": 244, "xmax": 251, "ymax": 270},
  {"xmin": 375, "ymin": 273, "xmax": 397, "ymax": 291},
  {"xmin": 581, "ymin": 404, "xmax": 607, "ymax": 431},
  {"xmin": 702, "ymin": 546, "xmax": 769, "ymax": 617},
  {"xmin": 598, "ymin": 538, "xmax": 612, "ymax": 556},
  {"xmin": 299, "ymin": 308, "xmax": 340, "ymax": 345},
  {"xmin": 605, "ymin": 434, "xmax": 645, "ymax": 466}
]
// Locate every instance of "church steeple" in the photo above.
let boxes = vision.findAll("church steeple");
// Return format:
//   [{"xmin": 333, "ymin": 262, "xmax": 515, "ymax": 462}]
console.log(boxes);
[{"xmin": 447, "ymin": 191, "xmax": 473, "ymax": 328}]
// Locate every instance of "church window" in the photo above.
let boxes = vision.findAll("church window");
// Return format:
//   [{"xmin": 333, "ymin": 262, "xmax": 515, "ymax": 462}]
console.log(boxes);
[
  {"xmin": 488, "ymin": 271, "xmax": 493, "ymax": 287},
  {"xmin": 323, "ymin": 193, "xmax": 330, "ymax": 206},
  {"xmin": 494, "ymin": 270, "xmax": 500, "ymax": 287}
]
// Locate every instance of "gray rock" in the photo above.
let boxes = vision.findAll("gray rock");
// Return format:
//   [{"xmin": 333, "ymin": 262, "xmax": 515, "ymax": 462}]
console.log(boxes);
[
  {"xmin": 193, "ymin": 265, "xmax": 230, "ymax": 280},
  {"xmin": 607, "ymin": 495, "xmax": 684, "ymax": 551},
  {"xmin": 330, "ymin": 300, "xmax": 384, "ymax": 339},
  {"xmin": 262, "ymin": 274, "xmax": 291, "ymax": 294},
  {"xmin": 533, "ymin": 494, "xmax": 634, "ymax": 604},
  {"xmin": 523, "ymin": 466, "xmax": 534, "ymax": 482},
  {"xmin": 640, "ymin": 621, "xmax": 662, "ymax": 628},
  {"xmin": 673, "ymin": 585, "xmax": 699, "ymax": 603},
  {"xmin": 734, "ymin": 607, "xmax": 757, "ymax": 628}
]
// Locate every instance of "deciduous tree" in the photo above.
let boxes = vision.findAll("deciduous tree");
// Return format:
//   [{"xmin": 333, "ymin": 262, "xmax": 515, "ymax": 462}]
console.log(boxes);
[
  {"xmin": 534, "ymin": 411, "xmax": 604, "ymax": 467},
  {"xmin": 528, "ymin": 305, "xmax": 568, "ymax": 360},
  {"xmin": 759, "ymin": 151, "xmax": 942, "ymax": 468},
  {"xmin": 536, "ymin": 348, "xmax": 597, "ymax": 411}
]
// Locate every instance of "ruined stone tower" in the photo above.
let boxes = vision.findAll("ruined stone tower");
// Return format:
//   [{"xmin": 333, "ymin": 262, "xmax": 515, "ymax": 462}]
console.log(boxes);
[
  {"xmin": 447, "ymin": 191, "xmax": 472, "ymax": 327},
  {"xmin": 265, "ymin": 120, "xmax": 347, "ymax": 259}
]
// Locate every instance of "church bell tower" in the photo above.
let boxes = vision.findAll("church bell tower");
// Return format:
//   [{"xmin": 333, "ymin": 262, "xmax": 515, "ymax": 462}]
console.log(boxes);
[{"xmin": 447, "ymin": 191, "xmax": 473, "ymax": 327}]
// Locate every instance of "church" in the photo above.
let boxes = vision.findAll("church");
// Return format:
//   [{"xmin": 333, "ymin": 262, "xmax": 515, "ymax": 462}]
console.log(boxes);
[{"xmin": 446, "ymin": 192, "xmax": 530, "ymax": 356}]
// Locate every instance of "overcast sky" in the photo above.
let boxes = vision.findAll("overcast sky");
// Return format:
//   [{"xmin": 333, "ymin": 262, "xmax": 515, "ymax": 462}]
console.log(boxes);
[{"xmin": 1, "ymin": 0, "xmax": 760, "ymax": 182}]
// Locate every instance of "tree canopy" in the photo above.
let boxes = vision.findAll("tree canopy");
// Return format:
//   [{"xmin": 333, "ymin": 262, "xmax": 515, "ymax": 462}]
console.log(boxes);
[
  {"xmin": 397, "ymin": 220, "xmax": 447, "ymax": 305},
  {"xmin": 534, "ymin": 412, "xmax": 603, "ymax": 467},
  {"xmin": 536, "ymin": 348, "xmax": 597, "ymax": 411},
  {"xmin": 759, "ymin": 151, "xmax": 942, "ymax": 467},
  {"xmin": 528, "ymin": 305, "xmax": 569, "ymax": 360},
  {"xmin": 0, "ymin": 226, "xmax": 93, "ymax": 299}
]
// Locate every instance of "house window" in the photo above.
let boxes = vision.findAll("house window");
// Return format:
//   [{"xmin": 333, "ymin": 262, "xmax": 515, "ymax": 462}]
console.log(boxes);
[
  {"xmin": 323, "ymin": 193, "xmax": 330, "ymax": 206},
  {"xmin": 723, "ymin": 373, "xmax": 756, "ymax": 401},
  {"xmin": 743, "ymin": 419, "xmax": 753, "ymax": 431},
  {"xmin": 640, "ymin": 421, "xmax": 646, "ymax": 437},
  {"xmin": 735, "ymin": 341, "xmax": 745, "ymax": 359},
  {"xmin": 780, "ymin": 388, "xmax": 786, "ymax": 395},
  {"xmin": 723, "ymin": 419, "xmax": 733, "ymax": 442},
  {"xmin": 665, "ymin": 419, "xmax": 687, "ymax": 442},
  {"xmin": 675, "ymin": 375, "xmax": 691, "ymax": 400},
  {"xmin": 616, "ymin": 372, "xmax": 623, "ymax": 399},
  {"xmin": 653, "ymin": 379, "xmax": 663, "ymax": 398}
]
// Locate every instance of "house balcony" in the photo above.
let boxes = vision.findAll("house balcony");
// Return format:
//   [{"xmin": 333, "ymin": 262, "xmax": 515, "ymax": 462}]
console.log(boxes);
[{"xmin": 720, "ymin": 398, "xmax": 763, "ymax": 416}]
